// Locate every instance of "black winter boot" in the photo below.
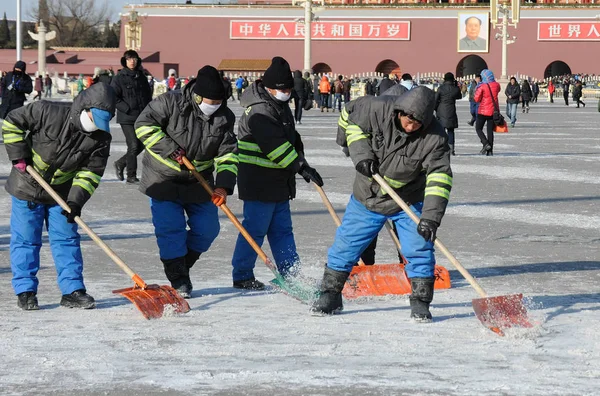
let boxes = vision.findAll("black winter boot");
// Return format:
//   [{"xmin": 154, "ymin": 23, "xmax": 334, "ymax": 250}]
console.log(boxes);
[
  {"xmin": 60, "ymin": 290, "xmax": 96, "ymax": 309},
  {"xmin": 114, "ymin": 161, "xmax": 125, "ymax": 181},
  {"xmin": 311, "ymin": 267, "xmax": 350, "ymax": 316},
  {"xmin": 162, "ymin": 257, "xmax": 192, "ymax": 298},
  {"xmin": 17, "ymin": 291, "xmax": 39, "ymax": 310},
  {"xmin": 480, "ymin": 143, "xmax": 492, "ymax": 155},
  {"xmin": 409, "ymin": 277, "xmax": 435, "ymax": 323},
  {"xmin": 185, "ymin": 250, "xmax": 201, "ymax": 269},
  {"xmin": 233, "ymin": 278, "xmax": 265, "ymax": 290}
]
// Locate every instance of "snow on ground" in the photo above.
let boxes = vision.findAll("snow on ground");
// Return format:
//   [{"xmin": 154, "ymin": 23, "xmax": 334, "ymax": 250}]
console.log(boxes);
[{"xmin": 1, "ymin": 99, "xmax": 599, "ymax": 396}]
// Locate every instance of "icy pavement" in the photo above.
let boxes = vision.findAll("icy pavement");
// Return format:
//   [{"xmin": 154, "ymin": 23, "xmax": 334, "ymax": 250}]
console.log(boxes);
[{"xmin": 1, "ymin": 100, "xmax": 599, "ymax": 395}]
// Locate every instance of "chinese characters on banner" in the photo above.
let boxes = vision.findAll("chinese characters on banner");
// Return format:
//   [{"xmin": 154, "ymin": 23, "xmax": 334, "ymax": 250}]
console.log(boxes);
[
  {"xmin": 230, "ymin": 20, "xmax": 410, "ymax": 40},
  {"xmin": 538, "ymin": 21, "xmax": 600, "ymax": 41}
]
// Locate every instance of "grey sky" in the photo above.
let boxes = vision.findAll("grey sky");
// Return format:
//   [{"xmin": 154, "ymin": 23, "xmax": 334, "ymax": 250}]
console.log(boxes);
[{"xmin": 1, "ymin": 0, "xmax": 144, "ymax": 22}]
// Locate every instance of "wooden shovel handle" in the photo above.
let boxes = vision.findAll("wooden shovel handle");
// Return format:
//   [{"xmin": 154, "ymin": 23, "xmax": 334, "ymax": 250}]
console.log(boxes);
[
  {"xmin": 26, "ymin": 166, "xmax": 147, "ymax": 289},
  {"xmin": 313, "ymin": 183, "xmax": 366, "ymax": 266},
  {"xmin": 373, "ymin": 173, "xmax": 488, "ymax": 298},
  {"xmin": 180, "ymin": 156, "xmax": 278, "ymax": 275}
]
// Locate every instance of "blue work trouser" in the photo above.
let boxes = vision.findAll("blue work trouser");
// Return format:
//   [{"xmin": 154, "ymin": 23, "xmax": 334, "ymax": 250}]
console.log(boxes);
[
  {"xmin": 328, "ymin": 195, "xmax": 435, "ymax": 278},
  {"xmin": 10, "ymin": 197, "xmax": 85, "ymax": 295},
  {"xmin": 506, "ymin": 103, "xmax": 518, "ymax": 125},
  {"xmin": 231, "ymin": 200, "xmax": 299, "ymax": 281},
  {"xmin": 150, "ymin": 199, "xmax": 220, "ymax": 260}
]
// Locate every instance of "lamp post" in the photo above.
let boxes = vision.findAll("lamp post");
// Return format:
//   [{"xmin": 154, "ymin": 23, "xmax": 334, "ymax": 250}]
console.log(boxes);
[
  {"xmin": 293, "ymin": 0, "xmax": 324, "ymax": 74},
  {"xmin": 16, "ymin": 0, "xmax": 22, "ymax": 61},
  {"xmin": 492, "ymin": 0, "xmax": 519, "ymax": 82}
]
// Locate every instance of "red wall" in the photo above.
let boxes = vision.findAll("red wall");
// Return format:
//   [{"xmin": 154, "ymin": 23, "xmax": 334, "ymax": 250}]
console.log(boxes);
[{"xmin": 131, "ymin": 11, "xmax": 597, "ymax": 79}]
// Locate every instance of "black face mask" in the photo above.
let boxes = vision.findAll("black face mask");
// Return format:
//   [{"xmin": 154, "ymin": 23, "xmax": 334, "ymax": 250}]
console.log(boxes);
[{"xmin": 13, "ymin": 70, "xmax": 22, "ymax": 77}]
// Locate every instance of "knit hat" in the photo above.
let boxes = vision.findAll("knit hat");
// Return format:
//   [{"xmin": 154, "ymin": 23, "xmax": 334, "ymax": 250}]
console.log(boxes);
[
  {"xmin": 193, "ymin": 65, "xmax": 226, "ymax": 100},
  {"xmin": 444, "ymin": 72, "xmax": 455, "ymax": 82},
  {"xmin": 262, "ymin": 56, "xmax": 294, "ymax": 89}
]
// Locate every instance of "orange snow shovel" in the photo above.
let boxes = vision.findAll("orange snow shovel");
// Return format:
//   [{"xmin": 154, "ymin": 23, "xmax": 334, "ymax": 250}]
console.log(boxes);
[
  {"xmin": 314, "ymin": 184, "xmax": 450, "ymax": 298},
  {"xmin": 313, "ymin": 183, "xmax": 411, "ymax": 298},
  {"xmin": 27, "ymin": 166, "xmax": 190, "ymax": 320},
  {"xmin": 373, "ymin": 173, "xmax": 533, "ymax": 336},
  {"xmin": 383, "ymin": 221, "xmax": 452, "ymax": 291},
  {"xmin": 181, "ymin": 157, "xmax": 318, "ymax": 301}
]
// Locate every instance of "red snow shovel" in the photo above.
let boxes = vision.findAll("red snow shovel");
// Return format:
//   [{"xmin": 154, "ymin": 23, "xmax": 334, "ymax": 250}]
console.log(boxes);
[
  {"xmin": 181, "ymin": 157, "xmax": 318, "ymax": 302},
  {"xmin": 373, "ymin": 174, "xmax": 533, "ymax": 336},
  {"xmin": 314, "ymin": 184, "xmax": 450, "ymax": 298},
  {"xmin": 27, "ymin": 166, "xmax": 190, "ymax": 319}
]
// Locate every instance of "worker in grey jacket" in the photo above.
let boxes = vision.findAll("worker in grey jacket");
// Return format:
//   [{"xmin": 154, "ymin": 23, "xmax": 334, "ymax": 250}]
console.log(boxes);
[
  {"xmin": 312, "ymin": 87, "xmax": 453, "ymax": 323},
  {"xmin": 135, "ymin": 65, "xmax": 237, "ymax": 298}
]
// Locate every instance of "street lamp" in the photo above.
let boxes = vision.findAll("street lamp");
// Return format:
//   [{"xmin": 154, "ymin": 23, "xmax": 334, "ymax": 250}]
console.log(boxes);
[
  {"xmin": 292, "ymin": 0, "xmax": 325, "ymax": 74},
  {"xmin": 491, "ymin": 0, "xmax": 520, "ymax": 81}
]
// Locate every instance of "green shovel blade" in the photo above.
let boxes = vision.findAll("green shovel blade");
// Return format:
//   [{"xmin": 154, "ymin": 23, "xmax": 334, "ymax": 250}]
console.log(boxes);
[{"xmin": 270, "ymin": 274, "xmax": 321, "ymax": 303}]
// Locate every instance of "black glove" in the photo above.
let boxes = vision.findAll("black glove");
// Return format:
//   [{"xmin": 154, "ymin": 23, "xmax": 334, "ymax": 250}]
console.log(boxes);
[
  {"xmin": 61, "ymin": 202, "xmax": 82, "ymax": 224},
  {"xmin": 299, "ymin": 163, "xmax": 324, "ymax": 187},
  {"xmin": 355, "ymin": 159, "xmax": 379, "ymax": 178},
  {"xmin": 417, "ymin": 219, "xmax": 439, "ymax": 242}
]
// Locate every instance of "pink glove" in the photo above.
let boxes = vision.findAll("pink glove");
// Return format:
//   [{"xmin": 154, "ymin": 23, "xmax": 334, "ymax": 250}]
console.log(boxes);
[{"xmin": 13, "ymin": 159, "xmax": 27, "ymax": 173}]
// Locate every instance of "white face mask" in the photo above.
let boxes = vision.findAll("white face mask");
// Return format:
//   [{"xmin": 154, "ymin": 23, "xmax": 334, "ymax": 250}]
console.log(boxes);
[
  {"xmin": 79, "ymin": 110, "xmax": 98, "ymax": 132},
  {"xmin": 273, "ymin": 90, "xmax": 291, "ymax": 102},
  {"xmin": 199, "ymin": 102, "xmax": 221, "ymax": 117}
]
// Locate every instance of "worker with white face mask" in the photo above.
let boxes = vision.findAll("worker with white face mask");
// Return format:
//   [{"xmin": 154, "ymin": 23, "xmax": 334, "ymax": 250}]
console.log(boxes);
[
  {"xmin": 134, "ymin": 65, "xmax": 238, "ymax": 298},
  {"xmin": 2, "ymin": 82, "xmax": 116, "ymax": 311},
  {"xmin": 231, "ymin": 56, "xmax": 324, "ymax": 290}
]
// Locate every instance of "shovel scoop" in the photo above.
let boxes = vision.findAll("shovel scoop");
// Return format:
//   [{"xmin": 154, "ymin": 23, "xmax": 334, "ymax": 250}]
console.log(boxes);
[{"xmin": 373, "ymin": 174, "xmax": 533, "ymax": 336}]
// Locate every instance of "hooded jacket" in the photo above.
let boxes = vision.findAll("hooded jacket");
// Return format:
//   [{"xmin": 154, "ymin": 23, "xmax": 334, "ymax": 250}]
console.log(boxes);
[
  {"xmin": 110, "ymin": 56, "xmax": 153, "ymax": 124},
  {"xmin": 293, "ymin": 70, "xmax": 308, "ymax": 100},
  {"xmin": 435, "ymin": 80, "xmax": 463, "ymax": 129},
  {"xmin": 2, "ymin": 83, "xmax": 116, "ymax": 207},
  {"xmin": 319, "ymin": 76, "xmax": 331, "ymax": 94},
  {"xmin": 378, "ymin": 76, "xmax": 395, "ymax": 95},
  {"xmin": 382, "ymin": 83, "xmax": 408, "ymax": 97},
  {"xmin": 338, "ymin": 87, "xmax": 452, "ymax": 224},
  {"xmin": 505, "ymin": 81, "xmax": 521, "ymax": 104},
  {"xmin": 474, "ymin": 70, "xmax": 501, "ymax": 117},
  {"xmin": 0, "ymin": 61, "xmax": 33, "ymax": 119},
  {"xmin": 236, "ymin": 80, "xmax": 305, "ymax": 202},
  {"xmin": 134, "ymin": 79, "xmax": 237, "ymax": 204}
]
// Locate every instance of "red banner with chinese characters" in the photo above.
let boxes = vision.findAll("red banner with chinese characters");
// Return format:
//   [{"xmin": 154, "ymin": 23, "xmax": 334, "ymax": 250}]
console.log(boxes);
[
  {"xmin": 538, "ymin": 21, "xmax": 600, "ymax": 41},
  {"xmin": 230, "ymin": 20, "xmax": 410, "ymax": 40}
]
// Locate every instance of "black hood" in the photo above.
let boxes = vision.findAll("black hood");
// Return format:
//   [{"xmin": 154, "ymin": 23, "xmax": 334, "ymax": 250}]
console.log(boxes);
[
  {"xmin": 69, "ymin": 82, "xmax": 116, "ymax": 134},
  {"xmin": 393, "ymin": 86, "xmax": 436, "ymax": 129},
  {"xmin": 120, "ymin": 56, "xmax": 143, "ymax": 69},
  {"xmin": 14, "ymin": 60, "xmax": 26, "ymax": 72}
]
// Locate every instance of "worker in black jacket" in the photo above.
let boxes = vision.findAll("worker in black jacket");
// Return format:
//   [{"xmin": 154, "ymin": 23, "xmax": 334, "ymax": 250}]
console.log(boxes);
[
  {"xmin": 2, "ymin": 83, "xmax": 116, "ymax": 311},
  {"xmin": 231, "ymin": 56, "xmax": 323, "ymax": 290},
  {"xmin": 111, "ymin": 50, "xmax": 153, "ymax": 184},
  {"xmin": 0, "ymin": 61, "xmax": 33, "ymax": 119},
  {"xmin": 135, "ymin": 66, "xmax": 237, "ymax": 298}
]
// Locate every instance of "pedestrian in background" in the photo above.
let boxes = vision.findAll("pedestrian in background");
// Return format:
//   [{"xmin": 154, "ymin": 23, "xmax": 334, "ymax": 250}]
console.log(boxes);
[
  {"xmin": 292, "ymin": 70, "xmax": 308, "ymax": 124},
  {"xmin": 573, "ymin": 81, "xmax": 585, "ymax": 108},
  {"xmin": 548, "ymin": 80, "xmax": 555, "ymax": 103},
  {"xmin": 0, "ymin": 61, "xmax": 33, "ymax": 119},
  {"xmin": 563, "ymin": 78, "xmax": 570, "ymax": 106},
  {"xmin": 521, "ymin": 79, "xmax": 532, "ymax": 113},
  {"xmin": 474, "ymin": 69, "xmax": 500, "ymax": 156},
  {"xmin": 44, "ymin": 74, "xmax": 52, "ymax": 98},
  {"xmin": 32, "ymin": 76, "xmax": 43, "ymax": 101},
  {"xmin": 467, "ymin": 74, "xmax": 481, "ymax": 126},
  {"xmin": 532, "ymin": 81, "xmax": 539, "ymax": 103},
  {"xmin": 435, "ymin": 72, "xmax": 462, "ymax": 156},
  {"xmin": 505, "ymin": 76, "xmax": 520, "ymax": 128},
  {"xmin": 319, "ymin": 75, "xmax": 331, "ymax": 112},
  {"xmin": 111, "ymin": 50, "xmax": 153, "ymax": 184}
]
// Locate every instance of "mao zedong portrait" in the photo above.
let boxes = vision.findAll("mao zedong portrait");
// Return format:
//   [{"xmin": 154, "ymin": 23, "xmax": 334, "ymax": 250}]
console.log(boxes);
[{"xmin": 459, "ymin": 16, "xmax": 487, "ymax": 52}]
